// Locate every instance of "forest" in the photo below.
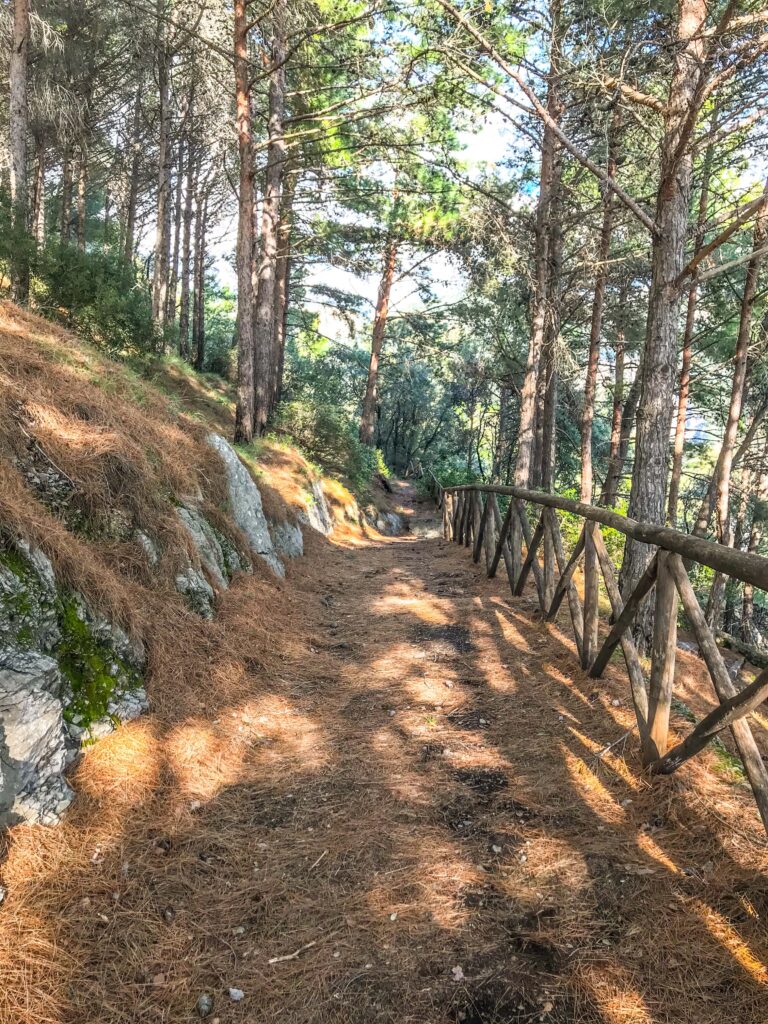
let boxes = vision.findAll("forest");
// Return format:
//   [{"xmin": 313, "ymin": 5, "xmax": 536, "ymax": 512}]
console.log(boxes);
[
  {"xmin": 3, "ymin": 0, "xmax": 768, "ymax": 653},
  {"xmin": 4, "ymin": 2, "xmax": 768, "ymax": 1022}
]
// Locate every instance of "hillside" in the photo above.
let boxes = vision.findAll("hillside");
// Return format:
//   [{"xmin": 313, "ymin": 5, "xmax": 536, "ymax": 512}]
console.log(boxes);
[
  {"xmin": 0, "ymin": 301, "xmax": 402, "ymax": 828},
  {"xmin": 1, "ymin": 305, "xmax": 768, "ymax": 1024}
]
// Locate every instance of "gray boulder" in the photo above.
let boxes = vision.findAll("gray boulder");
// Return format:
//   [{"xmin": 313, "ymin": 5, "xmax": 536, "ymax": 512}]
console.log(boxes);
[
  {"xmin": 299, "ymin": 480, "xmax": 334, "ymax": 537},
  {"xmin": 362, "ymin": 507, "xmax": 404, "ymax": 536},
  {"xmin": 178, "ymin": 505, "xmax": 229, "ymax": 589},
  {"xmin": 176, "ymin": 568, "xmax": 216, "ymax": 619},
  {"xmin": 67, "ymin": 686, "xmax": 149, "ymax": 744},
  {"xmin": 269, "ymin": 520, "xmax": 304, "ymax": 559},
  {"xmin": 135, "ymin": 531, "xmax": 160, "ymax": 566},
  {"xmin": 0, "ymin": 652, "xmax": 74, "ymax": 828},
  {"xmin": 206, "ymin": 434, "xmax": 284, "ymax": 577},
  {"xmin": 0, "ymin": 543, "xmax": 60, "ymax": 651}
]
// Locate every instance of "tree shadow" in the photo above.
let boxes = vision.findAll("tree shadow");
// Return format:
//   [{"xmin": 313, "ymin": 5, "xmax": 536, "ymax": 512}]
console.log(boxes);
[{"xmin": 1, "ymin": 497, "xmax": 767, "ymax": 1024}]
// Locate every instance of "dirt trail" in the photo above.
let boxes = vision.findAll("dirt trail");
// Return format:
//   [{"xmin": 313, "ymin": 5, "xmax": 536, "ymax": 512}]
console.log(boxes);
[{"xmin": 2, "ymin": 484, "xmax": 768, "ymax": 1024}]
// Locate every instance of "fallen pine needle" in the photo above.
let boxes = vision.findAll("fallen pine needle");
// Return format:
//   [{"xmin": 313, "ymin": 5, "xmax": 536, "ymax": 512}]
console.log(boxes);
[
  {"xmin": 268, "ymin": 940, "xmax": 317, "ymax": 965},
  {"xmin": 309, "ymin": 849, "xmax": 328, "ymax": 871}
]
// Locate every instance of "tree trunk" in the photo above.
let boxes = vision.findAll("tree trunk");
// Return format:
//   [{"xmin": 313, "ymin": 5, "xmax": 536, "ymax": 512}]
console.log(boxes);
[
  {"xmin": 253, "ymin": 0, "xmax": 287, "ymax": 435},
  {"xmin": 167, "ymin": 134, "xmax": 185, "ymax": 324},
  {"xmin": 581, "ymin": 107, "xmax": 619, "ymax": 505},
  {"xmin": 693, "ymin": 192, "xmax": 768, "ymax": 541},
  {"xmin": 704, "ymin": 196, "xmax": 768, "ymax": 629},
  {"xmin": 270, "ymin": 169, "xmax": 295, "ymax": 416},
  {"xmin": 192, "ymin": 193, "xmax": 208, "ymax": 372},
  {"xmin": 60, "ymin": 145, "xmax": 73, "ymax": 243},
  {"xmin": 178, "ymin": 148, "xmax": 198, "ymax": 361},
  {"xmin": 601, "ymin": 370, "xmax": 641, "ymax": 507},
  {"xmin": 76, "ymin": 146, "xmax": 88, "ymax": 252},
  {"xmin": 123, "ymin": 90, "xmax": 142, "ymax": 265},
  {"xmin": 621, "ymin": 0, "xmax": 707, "ymax": 652},
  {"xmin": 742, "ymin": 435, "xmax": 768, "ymax": 643},
  {"xmin": 32, "ymin": 135, "xmax": 46, "ymax": 248},
  {"xmin": 233, "ymin": 0, "xmax": 256, "ymax": 442},
  {"xmin": 667, "ymin": 124, "xmax": 716, "ymax": 526},
  {"xmin": 514, "ymin": 0, "xmax": 560, "ymax": 488},
  {"xmin": 360, "ymin": 234, "xmax": 398, "ymax": 446},
  {"xmin": 151, "ymin": 14, "xmax": 172, "ymax": 329},
  {"xmin": 9, "ymin": 0, "xmax": 30, "ymax": 301}
]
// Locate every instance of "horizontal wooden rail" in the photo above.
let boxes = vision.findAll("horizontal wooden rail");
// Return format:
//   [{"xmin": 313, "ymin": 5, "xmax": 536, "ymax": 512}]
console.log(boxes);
[
  {"xmin": 437, "ymin": 482, "xmax": 768, "ymax": 837},
  {"xmin": 447, "ymin": 484, "xmax": 768, "ymax": 592}
]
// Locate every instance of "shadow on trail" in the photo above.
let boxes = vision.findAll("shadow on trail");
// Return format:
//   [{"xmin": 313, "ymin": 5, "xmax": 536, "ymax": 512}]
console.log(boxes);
[{"xmin": 1, "ymin": 491, "xmax": 767, "ymax": 1024}]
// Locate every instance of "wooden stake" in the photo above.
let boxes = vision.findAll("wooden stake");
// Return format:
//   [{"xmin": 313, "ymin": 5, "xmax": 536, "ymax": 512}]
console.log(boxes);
[
  {"xmin": 590, "ymin": 554, "xmax": 658, "ymax": 678},
  {"xmin": 668, "ymin": 552, "xmax": 768, "ymax": 831},
  {"xmin": 643, "ymin": 550, "xmax": 678, "ymax": 764},
  {"xmin": 592, "ymin": 527, "xmax": 649, "ymax": 739},
  {"xmin": 649, "ymin": 669, "xmax": 768, "ymax": 775}
]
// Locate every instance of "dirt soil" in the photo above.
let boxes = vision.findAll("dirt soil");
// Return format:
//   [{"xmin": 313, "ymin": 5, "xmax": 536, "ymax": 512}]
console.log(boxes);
[{"xmin": 2, "ymin": 485, "xmax": 768, "ymax": 1024}]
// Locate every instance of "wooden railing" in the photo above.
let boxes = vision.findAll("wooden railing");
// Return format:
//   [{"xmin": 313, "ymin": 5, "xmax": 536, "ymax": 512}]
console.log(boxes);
[{"xmin": 433, "ymin": 481, "xmax": 768, "ymax": 835}]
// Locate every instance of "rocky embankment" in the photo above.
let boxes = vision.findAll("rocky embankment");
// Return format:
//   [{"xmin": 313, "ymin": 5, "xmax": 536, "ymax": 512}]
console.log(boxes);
[{"xmin": 1, "ymin": 432, "xmax": 403, "ymax": 830}]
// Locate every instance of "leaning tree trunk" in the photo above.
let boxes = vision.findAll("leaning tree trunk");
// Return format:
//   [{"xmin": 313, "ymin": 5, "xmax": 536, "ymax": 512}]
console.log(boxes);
[
  {"xmin": 9, "ymin": 0, "xmax": 30, "ymax": 301},
  {"xmin": 233, "ymin": 0, "xmax": 256, "ymax": 442},
  {"xmin": 253, "ymin": 0, "xmax": 287, "ymax": 435},
  {"xmin": 514, "ymin": 0, "xmax": 560, "ymax": 488},
  {"xmin": 151, "ymin": 19, "xmax": 172, "ymax": 330},
  {"xmin": 581, "ymin": 107, "xmax": 619, "ymax": 506},
  {"xmin": 621, "ymin": 0, "xmax": 707, "ymax": 661},
  {"xmin": 360, "ymin": 235, "xmax": 398, "ymax": 446}
]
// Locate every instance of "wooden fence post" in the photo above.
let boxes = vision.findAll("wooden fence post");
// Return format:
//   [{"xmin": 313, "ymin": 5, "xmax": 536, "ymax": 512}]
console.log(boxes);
[
  {"xmin": 642, "ymin": 550, "xmax": 678, "ymax": 765},
  {"xmin": 582, "ymin": 522, "xmax": 600, "ymax": 670}
]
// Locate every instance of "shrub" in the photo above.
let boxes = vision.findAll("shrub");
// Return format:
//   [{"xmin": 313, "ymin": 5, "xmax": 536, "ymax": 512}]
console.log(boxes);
[
  {"xmin": 33, "ymin": 242, "xmax": 161, "ymax": 356},
  {"xmin": 275, "ymin": 400, "xmax": 383, "ymax": 493}
]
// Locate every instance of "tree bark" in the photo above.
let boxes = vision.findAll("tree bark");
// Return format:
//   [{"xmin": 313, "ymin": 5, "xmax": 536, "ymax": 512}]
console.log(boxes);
[
  {"xmin": 742, "ymin": 434, "xmax": 768, "ymax": 643},
  {"xmin": 271, "ymin": 169, "xmax": 295, "ymax": 415},
  {"xmin": 167, "ymin": 134, "xmax": 185, "ymax": 324},
  {"xmin": 192, "ymin": 192, "xmax": 208, "ymax": 372},
  {"xmin": 178, "ymin": 147, "xmax": 198, "ymax": 361},
  {"xmin": 514, "ymin": 0, "xmax": 561, "ymax": 488},
  {"xmin": 9, "ymin": 0, "xmax": 30, "ymax": 301},
  {"xmin": 667, "ymin": 124, "xmax": 716, "ymax": 526},
  {"xmin": 32, "ymin": 134, "xmax": 46, "ymax": 248},
  {"xmin": 123, "ymin": 90, "xmax": 142, "ymax": 265},
  {"xmin": 253, "ymin": 0, "xmax": 287, "ymax": 435},
  {"xmin": 360, "ymin": 234, "xmax": 398, "ymax": 446},
  {"xmin": 234, "ymin": 0, "xmax": 256, "ymax": 442},
  {"xmin": 60, "ymin": 145, "xmax": 73, "ymax": 244},
  {"xmin": 621, "ymin": 0, "xmax": 708, "ymax": 652},
  {"xmin": 581, "ymin": 107, "xmax": 619, "ymax": 506},
  {"xmin": 152, "ymin": 9, "xmax": 172, "ymax": 329},
  {"xmin": 76, "ymin": 146, "xmax": 88, "ymax": 252}
]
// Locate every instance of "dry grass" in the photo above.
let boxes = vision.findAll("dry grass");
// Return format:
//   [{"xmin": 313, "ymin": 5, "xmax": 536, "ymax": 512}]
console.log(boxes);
[{"xmin": 0, "ymin": 307, "xmax": 767, "ymax": 1024}]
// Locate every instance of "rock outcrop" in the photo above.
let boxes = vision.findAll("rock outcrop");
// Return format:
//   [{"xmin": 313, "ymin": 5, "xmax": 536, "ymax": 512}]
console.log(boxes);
[
  {"xmin": 206, "ymin": 433, "xmax": 284, "ymax": 577},
  {"xmin": 0, "ymin": 544, "xmax": 147, "ymax": 828}
]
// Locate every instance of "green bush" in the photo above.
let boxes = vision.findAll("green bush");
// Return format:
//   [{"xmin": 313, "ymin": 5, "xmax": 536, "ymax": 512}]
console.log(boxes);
[
  {"xmin": 276, "ymin": 400, "xmax": 385, "ymax": 493},
  {"xmin": 33, "ymin": 242, "xmax": 161, "ymax": 355}
]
